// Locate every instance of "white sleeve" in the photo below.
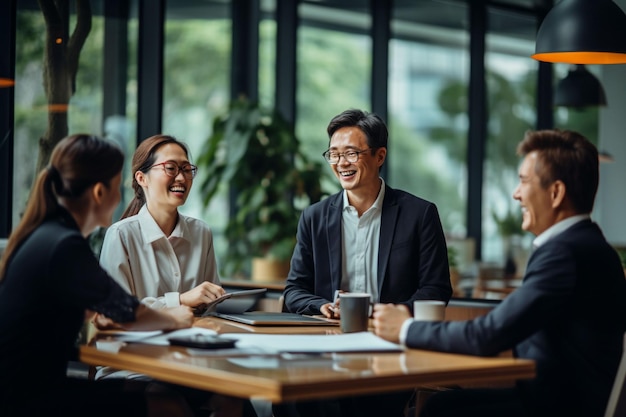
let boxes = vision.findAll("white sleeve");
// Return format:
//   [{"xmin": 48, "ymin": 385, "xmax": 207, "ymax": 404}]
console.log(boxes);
[
  {"xmin": 141, "ymin": 294, "xmax": 179, "ymax": 309},
  {"xmin": 399, "ymin": 318, "xmax": 414, "ymax": 346}
]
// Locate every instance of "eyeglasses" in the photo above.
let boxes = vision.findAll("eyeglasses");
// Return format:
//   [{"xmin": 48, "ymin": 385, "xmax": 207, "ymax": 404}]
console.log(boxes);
[
  {"xmin": 322, "ymin": 148, "xmax": 372, "ymax": 165},
  {"xmin": 150, "ymin": 161, "xmax": 198, "ymax": 179}
]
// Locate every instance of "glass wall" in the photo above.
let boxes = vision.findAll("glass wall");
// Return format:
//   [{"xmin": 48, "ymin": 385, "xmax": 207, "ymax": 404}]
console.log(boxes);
[
  {"xmin": 388, "ymin": 1, "xmax": 469, "ymax": 249},
  {"xmin": 13, "ymin": 0, "xmax": 137, "ymax": 225},
  {"xmin": 482, "ymin": 6, "xmax": 537, "ymax": 274},
  {"xmin": 297, "ymin": 1, "xmax": 371, "ymax": 178},
  {"xmin": 162, "ymin": 0, "xmax": 232, "ymax": 262},
  {"xmin": 259, "ymin": 1, "xmax": 276, "ymax": 109},
  {"xmin": 13, "ymin": 3, "xmax": 47, "ymax": 226}
]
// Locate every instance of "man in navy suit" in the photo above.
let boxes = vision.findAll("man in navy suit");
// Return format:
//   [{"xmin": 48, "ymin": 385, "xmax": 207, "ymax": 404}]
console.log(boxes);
[
  {"xmin": 373, "ymin": 129, "xmax": 626, "ymax": 417},
  {"xmin": 279, "ymin": 109, "xmax": 452, "ymax": 417},
  {"xmin": 284, "ymin": 108, "xmax": 452, "ymax": 318}
]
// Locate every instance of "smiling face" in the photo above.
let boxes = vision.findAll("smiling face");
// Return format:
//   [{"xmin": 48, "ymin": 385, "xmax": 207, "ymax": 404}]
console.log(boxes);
[
  {"xmin": 512, "ymin": 151, "xmax": 558, "ymax": 236},
  {"xmin": 328, "ymin": 126, "xmax": 386, "ymax": 196},
  {"xmin": 136, "ymin": 143, "xmax": 192, "ymax": 213}
]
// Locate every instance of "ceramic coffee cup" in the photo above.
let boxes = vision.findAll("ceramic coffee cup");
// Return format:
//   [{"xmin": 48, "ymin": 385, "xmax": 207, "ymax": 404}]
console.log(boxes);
[
  {"xmin": 340, "ymin": 293, "xmax": 372, "ymax": 333},
  {"xmin": 413, "ymin": 300, "xmax": 446, "ymax": 321}
]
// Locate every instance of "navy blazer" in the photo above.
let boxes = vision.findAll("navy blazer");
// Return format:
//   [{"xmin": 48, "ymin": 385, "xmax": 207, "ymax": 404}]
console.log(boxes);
[
  {"xmin": 284, "ymin": 184, "xmax": 452, "ymax": 315},
  {"xmin": 404, "ymin": 219, "xmax": 626, "ymax": 417}
]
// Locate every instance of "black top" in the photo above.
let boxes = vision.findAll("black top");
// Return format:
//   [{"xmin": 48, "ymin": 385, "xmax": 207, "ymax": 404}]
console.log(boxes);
[{"xmin": 0, "ymin": 209, "xmax": 139, "ymax": 398}]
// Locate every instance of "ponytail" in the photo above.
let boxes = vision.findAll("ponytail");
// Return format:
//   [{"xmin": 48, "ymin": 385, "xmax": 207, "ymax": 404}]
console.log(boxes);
[
  {"xmin": 0, "ymin": 134, "xmax": 124, "ymax": 281},
  {"xmin": 0, "ymin": 167, "xmax": 61, "ymax": 279},
  {"xmin": 120, "ymin": 188, "xmax": 145, "ymax": 219}
]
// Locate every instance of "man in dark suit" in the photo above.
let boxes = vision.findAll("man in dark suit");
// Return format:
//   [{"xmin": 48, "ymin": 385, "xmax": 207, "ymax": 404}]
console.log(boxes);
[
  {"xmin": 284, "ymin": 108, "xmax": 452, "ymax": 318},
  {"xmin": 373, "ymin": 129, "xmax": 626, "ymax": 417},
  {"xmin": 279, "ymin": 109, "xmax": 451, "ymax": 417}
]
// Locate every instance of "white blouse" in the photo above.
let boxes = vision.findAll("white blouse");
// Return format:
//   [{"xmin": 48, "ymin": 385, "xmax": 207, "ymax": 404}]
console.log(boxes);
[{"xmin": 99, "ymin": 205, "xmax": 220, "ymax": 308}]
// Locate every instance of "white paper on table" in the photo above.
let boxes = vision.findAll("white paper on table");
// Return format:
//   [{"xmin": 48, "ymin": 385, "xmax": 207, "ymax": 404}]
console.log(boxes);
[
  {"xmin": 222, "ymin": 332, "xmax": 403, "ymax": 354},
  {"xmin": 97, "ymin": 330, "xmax": 163, "ymax": 342}
]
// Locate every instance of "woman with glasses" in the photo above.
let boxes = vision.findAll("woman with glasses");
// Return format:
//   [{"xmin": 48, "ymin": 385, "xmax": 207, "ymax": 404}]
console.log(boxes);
[
  {"xmin": 97, "ymin": 134, "xmax": 224, "ymax": 317},
  {"xmin": 93, "ymin": 135, "xmax": 255, "ymax": 416}
]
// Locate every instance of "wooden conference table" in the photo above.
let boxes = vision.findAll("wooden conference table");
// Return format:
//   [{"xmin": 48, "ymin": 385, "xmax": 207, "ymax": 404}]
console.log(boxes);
[{"xmin": 79, "ymin": 316, "xmax": 535, "ymax": 404}]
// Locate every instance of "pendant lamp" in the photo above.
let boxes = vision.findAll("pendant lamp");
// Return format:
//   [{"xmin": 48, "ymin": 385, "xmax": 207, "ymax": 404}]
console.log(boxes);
[
  {"xmin": 532, "ymin": 0, "xmax": 626, "ymax": 64},
  {"xmin": 554, "ymin": 65, "xmax": 607, "ymax": 107},
  {"xmin": 0, "ymin": 78, "xmax": 14, "ymax": 88}
]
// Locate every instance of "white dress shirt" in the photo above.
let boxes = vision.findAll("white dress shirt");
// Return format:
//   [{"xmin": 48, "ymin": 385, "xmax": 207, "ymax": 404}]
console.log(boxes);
[
  {"xmin": 340, "ymin": 178, "xmax": 385, "ymax": 302},
  {"xmin": 99, "ymin": 205, "xmax": 220, "ymax": 308}
]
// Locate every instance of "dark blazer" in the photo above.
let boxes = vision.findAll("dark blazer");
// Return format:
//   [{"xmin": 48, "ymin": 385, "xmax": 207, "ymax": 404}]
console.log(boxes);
[
  {"xmin": 405, "ymin": 219, "xmax": 626, "ymax": 417},
  {"xmin": 284, "ymin": 184, "xmax": 452, "ymax": 315}
]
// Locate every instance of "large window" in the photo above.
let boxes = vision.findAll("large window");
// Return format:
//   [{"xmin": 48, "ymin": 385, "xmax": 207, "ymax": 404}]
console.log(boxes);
[
  {"xmin": 162, "ymin": 0, "xmax": 232, "ymax": 262},
  {"xmin": 388, "ymin": 1, "xmax": 469, "ymax": 247},
  {"xmin": 483, "ymin": 6, "xmax": 537, "ymax": 273},
  {"xmin": 13, "ymin": 1, "xmax": 135, "ymax": 224},
  {"xmin": 297, "ymin": 1, "xmax": 371, "ymax": 174}
]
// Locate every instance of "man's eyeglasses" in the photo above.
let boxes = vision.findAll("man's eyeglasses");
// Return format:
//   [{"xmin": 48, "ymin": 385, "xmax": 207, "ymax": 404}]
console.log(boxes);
[
  {"xmin": 150, "ymin": 161, "xmax": 198, "ymax": 179},
  {"xmin": 322, "ymin": 148, "xmax": 372, "ymax": 165}
]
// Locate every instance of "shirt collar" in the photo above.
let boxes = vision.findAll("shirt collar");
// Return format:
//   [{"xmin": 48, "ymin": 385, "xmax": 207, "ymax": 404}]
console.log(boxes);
[
  {"xmin": 533, "ymin": 214, "xmax": 590, "ymax": 248},
  {"xmin": 137, "ymin": 205, "xmax": 187, "ymax": 243},
  {"xmin": 342, "ymin": 178, "xmax": 386, "ymax": 211}
]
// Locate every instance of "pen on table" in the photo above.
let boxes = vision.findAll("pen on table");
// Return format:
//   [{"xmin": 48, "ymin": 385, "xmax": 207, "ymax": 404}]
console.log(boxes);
[{"xmin": 329, "ymin": 290, "xmax": 340, "ymax": 316}]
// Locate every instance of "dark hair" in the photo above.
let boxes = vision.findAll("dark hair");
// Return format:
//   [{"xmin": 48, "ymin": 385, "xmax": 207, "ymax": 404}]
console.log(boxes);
[
  {"xmin": 326, "ymin": 109, "xmax": 388, "ymax": 151},
  {"xmin": 121, "ymin": 134, "xmax": 191, "ymax": 219},
  {"xmin": 0, "ymin": 134, "xmax": 124, "ymax": 279},
  {"xmin": 517, "ymin": 129, "xmax": 599, "ymax": 214}
]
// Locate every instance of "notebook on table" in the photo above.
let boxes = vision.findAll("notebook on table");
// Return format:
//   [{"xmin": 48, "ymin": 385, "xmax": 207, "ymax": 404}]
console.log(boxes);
[{"xmin": 210, "ymin": 311, "xmax": 339, "ymax": 326}]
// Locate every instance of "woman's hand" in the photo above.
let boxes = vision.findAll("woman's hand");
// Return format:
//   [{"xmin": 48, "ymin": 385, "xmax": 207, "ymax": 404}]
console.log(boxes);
[
  {"xmin": 92, "ymin": 313, "xmax": 124, "ymax": 330},
  {"xmin": 163, "ymin": 305, "xmax": 195, "ymax": 329},
  {"xmin": 123, "ymin": 304, "xmax": 194, "ymax": 331},
  {"xmin": 180, "ymin": 281, "xmax": 225, "ymax": 307}
]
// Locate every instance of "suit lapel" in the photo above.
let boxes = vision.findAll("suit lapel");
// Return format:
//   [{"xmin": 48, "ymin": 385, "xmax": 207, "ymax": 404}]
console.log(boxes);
[
  {"xmin": 326, "ymin": 193, "xmax": 343, "ymax": 291},
  {"xmin": 378, "ymin": 186, "xmax": 398, "ymax": 294}
]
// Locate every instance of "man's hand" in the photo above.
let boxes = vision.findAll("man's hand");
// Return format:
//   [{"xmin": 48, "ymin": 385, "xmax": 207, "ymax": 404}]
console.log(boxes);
[
  {"xmin": 180, "ymin": 281, "xmax": 225, "ymax": 307},
  {"xmin": 372, "ymin": 303, "xmax": 411, "ymax": 343},
  {"xmin": 321, "ymin": 302, "xmax": 340, "ymax": 319}
]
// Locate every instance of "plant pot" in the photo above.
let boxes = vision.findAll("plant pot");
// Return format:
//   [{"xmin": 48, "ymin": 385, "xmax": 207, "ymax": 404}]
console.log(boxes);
[{"xmin": 251, "ymin": 257, "xmax": 291, "ymax": 283}]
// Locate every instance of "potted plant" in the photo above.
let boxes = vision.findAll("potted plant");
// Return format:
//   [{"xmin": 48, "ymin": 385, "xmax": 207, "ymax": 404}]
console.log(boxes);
[{"xmin": 197, "ymin": 98, "xmax": 327, "ymax": 281}]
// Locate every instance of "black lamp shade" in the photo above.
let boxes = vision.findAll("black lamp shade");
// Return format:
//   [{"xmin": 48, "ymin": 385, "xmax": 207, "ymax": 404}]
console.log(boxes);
[
  {"xmin": 554, "ymin": 65, "xmax": 607, "ymax": 107},
  {"xmin": 533, "ymin": 0, "xmax": 626, "ymax": 64}
]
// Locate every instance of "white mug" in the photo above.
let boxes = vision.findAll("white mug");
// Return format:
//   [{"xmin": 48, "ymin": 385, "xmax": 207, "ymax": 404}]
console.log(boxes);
[{"xmin": 413, "ymin": 300, "xmax": 446, "ymax": 321}]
